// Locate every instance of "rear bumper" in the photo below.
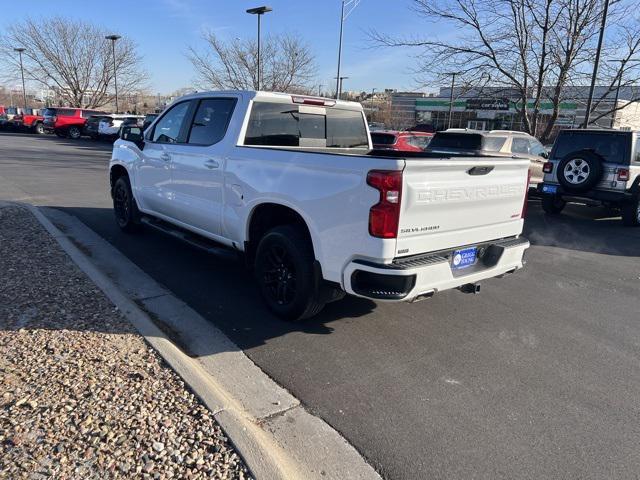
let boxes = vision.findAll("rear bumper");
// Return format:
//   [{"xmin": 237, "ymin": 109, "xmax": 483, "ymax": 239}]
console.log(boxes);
[
  {"xmin": 537, "ymin": 183, "xmax": 634, "ymax": 202},
  {"xmin": 343, "ymin": 236, "xmax": 529, "ymax": 301}
]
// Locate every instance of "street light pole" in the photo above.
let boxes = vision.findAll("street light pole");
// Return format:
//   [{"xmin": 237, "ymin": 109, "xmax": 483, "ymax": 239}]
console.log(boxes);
[
  {"xmin": 583, "ymin": 0, "xmax": 610, "ymax": 128},
  {"xmin": 447, "ymin": 72, "xmax": 457, "ymax": 129},
  {"xmin": 14, "ymin": 47, "xmax": 27, "ymax": 112},
  {"xmin": 105, "ymin": 35, "xmax": 121, "ymax": 113},
  {"xmin": 369, "ymin": 87, "xmax": 377, "ymax": 113},
  {"xmin": 334, "ymin": 76, "xmax": 349, "ymax": 99},
  {"xmin": 335, "ymin": 0, "xmax": 346, "ymax": 99},
  {"xmin": 247, "ymin": 6, "xmax": 273, "ymax": 91}
]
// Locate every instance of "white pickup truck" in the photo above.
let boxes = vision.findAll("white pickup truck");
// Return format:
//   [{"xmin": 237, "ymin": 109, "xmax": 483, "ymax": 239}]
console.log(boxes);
[{"xmin": 110, "ymin": 91, "xmax": 530, "ymax": 321}]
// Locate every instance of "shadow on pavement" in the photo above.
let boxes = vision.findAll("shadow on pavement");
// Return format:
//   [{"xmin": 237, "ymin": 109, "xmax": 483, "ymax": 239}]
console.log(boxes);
[
  {"xmin": 52, "ymin": 206, "xmax": 377, "ymax": 352},
  {"xmin": 524, "ymin": 197, "xmax": 640, "ymax": 257}
]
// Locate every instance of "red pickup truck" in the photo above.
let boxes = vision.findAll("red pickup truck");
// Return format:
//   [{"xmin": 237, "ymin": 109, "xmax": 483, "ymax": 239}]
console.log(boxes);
[{"xmin": 12, "ymin": 109, "xmax": 45, "ymax": 134}]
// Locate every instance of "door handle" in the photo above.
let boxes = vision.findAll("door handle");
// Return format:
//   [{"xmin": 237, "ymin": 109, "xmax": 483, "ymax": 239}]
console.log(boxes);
[
  {"xmin": 160, "ymin": 152, "xmax": 171, "ymax": 162},
  {"xmin": 204, "ymin": 159, "xmax": 220, "ymax": 169}
]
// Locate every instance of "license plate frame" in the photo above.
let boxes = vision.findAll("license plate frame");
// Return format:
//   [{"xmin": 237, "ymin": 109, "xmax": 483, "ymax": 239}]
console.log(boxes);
[{"xmin": 451, "ymin": 247, "xmax": 478, "ymax": 270}]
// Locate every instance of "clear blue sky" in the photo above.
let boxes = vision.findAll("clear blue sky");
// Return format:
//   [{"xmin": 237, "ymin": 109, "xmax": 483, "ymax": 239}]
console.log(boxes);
[{"xmin": 3, "ymin": 0, "xmax": 441, "ymax": 94}]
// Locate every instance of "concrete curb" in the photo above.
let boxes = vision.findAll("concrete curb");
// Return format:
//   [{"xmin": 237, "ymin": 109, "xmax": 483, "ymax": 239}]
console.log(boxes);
[{"xmin": 23, "ymin": 203, "xmax": 381, "ymax": 480}]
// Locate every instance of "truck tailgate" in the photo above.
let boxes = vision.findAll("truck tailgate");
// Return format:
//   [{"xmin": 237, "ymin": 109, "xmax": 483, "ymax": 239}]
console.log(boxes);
[{"xmin": 397, "ymin": 157, "xmax": 529, "ymax": 256}]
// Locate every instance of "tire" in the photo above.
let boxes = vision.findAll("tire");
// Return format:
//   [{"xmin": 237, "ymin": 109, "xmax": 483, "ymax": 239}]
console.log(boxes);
[
  {"xmin": 68, "ymin": 126, "xmax": 81, "ymax": 139},
  {"xmin": 556, "ymin": 150, "xmax": 604, "ymax": 193},
  {"xmin": 621, "ymin": 195, "xmax": 640, "ymax": 227},
  {"xmin": 112, "ymin": 176, "xmax": 142, "ymax": 233},
  {"xmin": 33, "ymin": 122, "xmax": 45, "ymax": 135},
  {"xmin": 255, "ymin": 225, "xmax": 326, "ymax": 321},
  {"xmin": 541, "ymin": 194, "xmax": 566, "ymax": 214}
]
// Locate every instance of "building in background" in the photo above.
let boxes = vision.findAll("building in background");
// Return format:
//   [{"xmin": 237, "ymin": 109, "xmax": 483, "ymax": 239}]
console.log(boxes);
[{"xmin": 384, "ymin": 85, "xmax": 640, "ymax": 137}]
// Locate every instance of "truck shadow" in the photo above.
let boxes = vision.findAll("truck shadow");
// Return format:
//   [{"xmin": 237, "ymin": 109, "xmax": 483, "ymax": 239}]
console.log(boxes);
[
  {"xmin": 524, "ymin": 197, "xmax": 640, "ymax": 257},
  {"xmin": 47, "ymin": 206, "xmax": 377, "ymax": 353}
]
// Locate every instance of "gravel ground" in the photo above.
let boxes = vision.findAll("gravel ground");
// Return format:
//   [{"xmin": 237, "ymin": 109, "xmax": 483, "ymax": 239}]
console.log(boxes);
[{"xmin": 0, "ymin": 205, "xmax": 252, "ymax": 480}]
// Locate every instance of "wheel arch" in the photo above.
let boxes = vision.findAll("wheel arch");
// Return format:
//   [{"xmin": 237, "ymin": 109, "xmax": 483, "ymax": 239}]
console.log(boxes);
[{"xmin": 245, "ymin": 202, "xmax": 320, "ymax": 265}]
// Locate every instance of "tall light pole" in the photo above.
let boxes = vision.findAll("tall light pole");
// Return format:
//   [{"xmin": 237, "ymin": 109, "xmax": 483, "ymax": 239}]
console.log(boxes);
[
  {"xmin": 247, "ymin": 6, "xmax": 272, "ymax": 91},
  {"xmin": 318, "ymin": 84, "xmax": 325, "ymax": 96},
  {"xmin": 105, "ymin": 35, "xmax": 121, "ymax": 113},
  {"xmin": 369, "ymin": 87, "xmax": 377, "ymax": 113},
  {"xmin": 14, "ymin": 47, "xmax": 27, "ymax": 112},
  {"xmin": 446, "ymin": 72, "xmax": 458, "ymax": 129},
  {"xmin": 583, "ymin": 0, "xmax": 610, "ymax": 129},
  {"xmin": 335, "ymin": 0, "xmax": 361, "ymax": 100},
  {"xmin": 334, "ymin": 76, "xmax": 349, "ymax": 99}
]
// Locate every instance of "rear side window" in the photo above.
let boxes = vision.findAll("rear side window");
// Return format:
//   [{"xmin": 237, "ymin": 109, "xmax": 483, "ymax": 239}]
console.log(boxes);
[
  {"xmin": 151, "ymin": 101, "xmax": 191, "ymax": 144},
  {"xmin": 510, "ymin": 137, "xmax": 530, "ymax": 154},
  {"xmin": 429, "ymin": 133, "xmax": 483, "ymax": 150},
  {"xmin": 42, "ymin": 108, "xmax": 56, "ymax": 117},
  {"xmin": 483, "ymin": 136, "xmax": 507, "ymax": 152},
  {"xmin": 371, "ymin": 133, "xmax": 397, "ymax": 145},
  {"xmin": 551, "ymin": 131, "xmax": 630, "ymax": 164},
  {"xmin": 187, "ymin": 98, "xmax": 236, "ymax": 145},
  {"xmin": 244, "ymin": 102, "xmax": 369, "ymax": 149}
]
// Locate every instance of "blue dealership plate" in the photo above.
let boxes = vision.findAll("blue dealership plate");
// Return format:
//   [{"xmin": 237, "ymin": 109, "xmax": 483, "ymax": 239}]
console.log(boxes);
[
  {"xmin": 541, "ymin": 184, "xmax": 558, "ymax": 194},
  {"xmin": 452, "ymin": 247, "xmax": 477, "ymax": 270}
]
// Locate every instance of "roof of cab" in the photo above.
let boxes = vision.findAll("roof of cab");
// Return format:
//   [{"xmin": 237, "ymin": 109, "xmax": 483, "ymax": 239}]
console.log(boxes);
[{"xmin": 175, "ymin": 90, "xmax": 365, "ymax": 112}]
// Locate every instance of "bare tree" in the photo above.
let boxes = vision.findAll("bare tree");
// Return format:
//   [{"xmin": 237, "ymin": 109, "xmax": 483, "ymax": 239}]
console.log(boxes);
[
  {"xmin": 0, "ymin": 17, "xmax": 146, "ymax": 109},
  {"xmin": 370, "ymin": 0, "xmax": 640, "ymax": 142},
  {"xmin": 187, "ymin": 32, "xmax": 316, "ymax": 93}
]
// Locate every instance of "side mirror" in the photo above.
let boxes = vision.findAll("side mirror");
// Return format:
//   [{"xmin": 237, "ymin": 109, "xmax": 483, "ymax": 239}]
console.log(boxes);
[
  {"xmin": 121, "ymin": 126, "xmax": 144, "ymax": 149},
  {"xmin": 540, "ymin": 151, "xmax": 549, "ymax": 159}
]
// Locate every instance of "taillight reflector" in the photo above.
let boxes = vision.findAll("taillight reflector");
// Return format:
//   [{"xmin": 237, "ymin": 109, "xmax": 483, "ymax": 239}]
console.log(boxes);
[
  {"xmin": 617, "ymin": 168, "xmax": 630, "ymax": 181},
  {"xmin": 367, "ymin": 170, "xmax": 403, "ymax": 238},
  {"xmin": 542, "ymin": 162, "xmax": 553, "ymax": 173}
]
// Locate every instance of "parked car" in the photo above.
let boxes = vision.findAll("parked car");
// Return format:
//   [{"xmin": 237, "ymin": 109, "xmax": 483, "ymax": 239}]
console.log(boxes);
[
  {"xmin": 84, "ymin": 115, "xmax": 111, "ymax": 140},
  {"xmin": 538, "ymin": 128, "xmax": 640, "ymax": 226},
  {"xmin": 371, "ymin": 130, "xmax": 433, "ymax": 152},
  {"xmin": 142, "ymin": 113, "xmax": 159, "ymax": 132},
  {"xmin": 0, "ymin": 106, "xmax": 19, "ymax": 130},
  {"xmin": 426, "ymin": 129, "xmax": 548, "ymax": 186},
  {"xmin": 42, "ymin": 107, "xmax": 106, "ymax": 139},
  {"xmin": 12, "ymin": 108, "xmax": 45, "ymax": 134},
  {"xmin": 98, "ymin": 114, "xmax": 144, "ymax": 140},
  {"xmin": 110, "ymin": 91, "xmax": 530, "ymax": 321}
]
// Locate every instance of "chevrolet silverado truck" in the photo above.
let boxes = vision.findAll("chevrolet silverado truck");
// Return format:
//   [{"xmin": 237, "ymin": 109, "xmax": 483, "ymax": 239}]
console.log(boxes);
[{"xmin": 109, "ymin": 91, "xmax": 530, "ymax": 321}]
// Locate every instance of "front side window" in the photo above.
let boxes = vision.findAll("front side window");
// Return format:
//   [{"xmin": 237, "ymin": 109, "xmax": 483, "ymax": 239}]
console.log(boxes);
[
  {"xmin": 244, "ymin": 102, "xmax": 369, "ymax": 149},
  {"xmin": 151, "ymin": 101, "xmax": 191, "ymax": 144},
  {"xmin": 187, "ymin": 98, "xmax": 236, "ymax": 145}
]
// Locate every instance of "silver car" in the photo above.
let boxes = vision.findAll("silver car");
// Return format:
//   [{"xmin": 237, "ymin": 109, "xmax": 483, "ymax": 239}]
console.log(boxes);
[{"xmin": 426, "ymin": 129, "xmax": 549, "ymax": 186}]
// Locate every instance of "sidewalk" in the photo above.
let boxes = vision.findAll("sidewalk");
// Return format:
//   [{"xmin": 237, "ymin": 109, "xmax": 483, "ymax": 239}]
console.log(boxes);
[{"xmin": 0, "ymin": 204, "xmax": 251, "ymax": 479}]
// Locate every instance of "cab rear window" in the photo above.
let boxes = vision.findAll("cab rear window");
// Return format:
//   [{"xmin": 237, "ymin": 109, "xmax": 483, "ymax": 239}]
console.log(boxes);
[
  {"xmin": 244, "ymin": 102, "xmax": 369, "ymax": 149},
  {"xmin": 551, "ymin": 131, "xmax": 630, "ymax": 165}
]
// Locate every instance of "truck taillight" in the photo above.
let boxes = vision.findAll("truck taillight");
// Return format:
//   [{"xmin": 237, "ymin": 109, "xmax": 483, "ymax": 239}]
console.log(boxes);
[
  {"xmin": 617, "ymin": 168, "xmax": 630, "ymax": 181},
  {"xmin": 521, "ymin": 168, "xmax": 532, "ymax": 219},
  {"xmin": 542, "ymin": 162, "xmax": 553, "ymax": 173},
  {"xmin": 367, "ymin": 170, "xmax": 403, "ymax": 238}
]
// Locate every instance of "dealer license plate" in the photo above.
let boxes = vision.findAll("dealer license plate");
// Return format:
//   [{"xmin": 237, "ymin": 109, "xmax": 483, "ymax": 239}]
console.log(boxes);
[{"xmin": 452, "ymin": 247, "xmax": 477, "ymax": 270}]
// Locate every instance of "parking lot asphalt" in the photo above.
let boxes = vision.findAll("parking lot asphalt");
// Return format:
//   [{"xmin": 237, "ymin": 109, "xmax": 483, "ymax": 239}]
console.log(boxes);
[{"xmin": 1, "ymin": 131, "xmax": 640, "ymax": 480}]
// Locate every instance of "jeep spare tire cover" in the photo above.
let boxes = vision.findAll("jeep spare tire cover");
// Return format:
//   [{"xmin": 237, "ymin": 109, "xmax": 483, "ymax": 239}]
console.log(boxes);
[{"xmin": 556, "ymin": 150, "xmax": 604, "ymax": 193}]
